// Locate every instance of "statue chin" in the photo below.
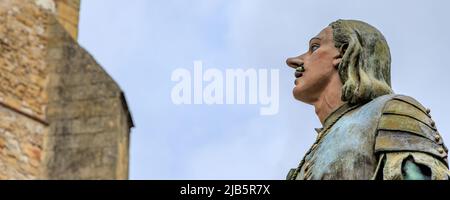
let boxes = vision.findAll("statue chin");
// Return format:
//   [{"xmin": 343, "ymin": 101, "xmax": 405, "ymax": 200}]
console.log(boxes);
[
  {"xmin": 293, "ymin": 89, "xmax": 313, "ymax": 105},
  {"xmin": 293, "ymin": 79, "xmax": 313, "ymax": 103}
]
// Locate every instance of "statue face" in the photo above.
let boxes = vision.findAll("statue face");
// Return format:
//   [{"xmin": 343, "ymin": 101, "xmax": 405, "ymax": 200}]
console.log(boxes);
[{"xmin": 286, "ymin": 26, "xmax": 342, "ymax": 104}]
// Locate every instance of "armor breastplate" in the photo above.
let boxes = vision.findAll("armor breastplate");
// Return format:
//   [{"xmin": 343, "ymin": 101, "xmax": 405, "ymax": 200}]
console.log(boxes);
[
  {"xmin": 296, "ymin": 95, "xmax": 394, "ymax": 180},
  {"xmin": 289, "ymin": 94, "xmax": 449, "ymax": 180}
]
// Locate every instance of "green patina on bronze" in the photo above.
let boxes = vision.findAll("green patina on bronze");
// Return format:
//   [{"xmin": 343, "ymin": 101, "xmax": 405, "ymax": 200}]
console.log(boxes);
[
  {"xmin": 288, "ymin": 20, "xmax": 450, "ymax": 180},
  {"xmin": 330, "ymin": 20, "xmax": 393, "ymax": 105}
]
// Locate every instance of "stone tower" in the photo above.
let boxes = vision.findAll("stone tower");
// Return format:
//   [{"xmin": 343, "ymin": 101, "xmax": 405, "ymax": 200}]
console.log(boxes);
[{"xmin": 0, "ymin": 0, "xmax": 133, "ymax": 179}]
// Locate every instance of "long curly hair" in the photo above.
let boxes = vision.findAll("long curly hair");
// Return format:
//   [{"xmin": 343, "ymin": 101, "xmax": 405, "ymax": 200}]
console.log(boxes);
[{"xmin": 330, "ymin": 19, "xmax": 393, "ymax": 104}]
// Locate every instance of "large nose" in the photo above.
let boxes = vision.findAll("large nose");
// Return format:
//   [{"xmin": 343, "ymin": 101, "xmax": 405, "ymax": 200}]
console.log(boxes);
[{"xmin": 286, "ymin": 55, "xmax": 304, "ymax": 69}]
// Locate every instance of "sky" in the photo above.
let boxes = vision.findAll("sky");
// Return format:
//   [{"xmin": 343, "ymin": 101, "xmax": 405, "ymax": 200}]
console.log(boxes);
[{"xmin": 78, "ymin": 0, "xmax": 450, "ymax": 180}]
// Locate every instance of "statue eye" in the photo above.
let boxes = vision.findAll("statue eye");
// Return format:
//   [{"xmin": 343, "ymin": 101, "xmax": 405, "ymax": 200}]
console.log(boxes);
[{"xmin": 310, "ymin": 44, "xmax": 320, "ymax": 52}]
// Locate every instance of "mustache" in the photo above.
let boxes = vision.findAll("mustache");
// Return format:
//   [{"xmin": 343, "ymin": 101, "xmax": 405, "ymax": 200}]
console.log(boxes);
[{"xmin": 295, "ymin": 64, "xmax": 305, "ymax": 78}]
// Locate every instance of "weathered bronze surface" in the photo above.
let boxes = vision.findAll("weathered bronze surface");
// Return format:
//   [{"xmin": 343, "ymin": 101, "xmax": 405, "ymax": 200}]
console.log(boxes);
[{"xmin": 286, "ymin": 19, "xmax": 449, "ymax": 180}]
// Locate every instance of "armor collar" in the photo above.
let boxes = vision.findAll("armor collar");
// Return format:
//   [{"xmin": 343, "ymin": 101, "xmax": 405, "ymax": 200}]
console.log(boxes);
[{"xmin": 321, "ymin": 103, "xmax": 353, "ymax": 131}]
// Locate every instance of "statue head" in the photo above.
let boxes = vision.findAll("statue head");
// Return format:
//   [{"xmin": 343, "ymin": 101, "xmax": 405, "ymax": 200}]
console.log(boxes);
[{"xmin": 287, "ymin": 19, "xmax": 393, "ymax": 105}]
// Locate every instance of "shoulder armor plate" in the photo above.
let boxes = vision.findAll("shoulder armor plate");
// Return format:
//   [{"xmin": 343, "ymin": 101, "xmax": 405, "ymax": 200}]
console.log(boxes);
[
  {"xmin": 376, "ymin": 95, "xmax": 448, "ymax": 160},
  {"xmin": 392, "ymin": 95, "xmax": 429, "ymax": 115},
  {"xmin": 375, "ymin": 130, "xmax": 447, "ymax": 159}
]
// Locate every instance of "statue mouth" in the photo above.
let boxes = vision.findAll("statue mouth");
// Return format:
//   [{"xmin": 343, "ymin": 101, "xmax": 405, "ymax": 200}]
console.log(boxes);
[
  {"xmin": 294, "ymin": 71, "xmax": 303, "ymax": 85},
  {"xmin": 294, "ymin": 66, "xmax": 305, "ymax": 85},
  {"xmin": 295, "ymin": 71, "xmax": 303, "ymax": 79},
  {"xmin": 294, "ymin": 66, "xmax": 305, "ymax": 79}
]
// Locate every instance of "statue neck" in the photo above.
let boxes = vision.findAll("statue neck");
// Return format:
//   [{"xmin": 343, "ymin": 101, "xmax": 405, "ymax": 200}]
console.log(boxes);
[{"xmin": 312, "ymin": 75, "xmax": 344, "ymax": 125}]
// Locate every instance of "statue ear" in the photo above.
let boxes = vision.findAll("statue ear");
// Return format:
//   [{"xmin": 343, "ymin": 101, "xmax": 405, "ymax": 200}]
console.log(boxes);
[
  {"xmin": 333, "ymin": 43, "xmax": 348, "ymax": 69},
  {"xmin": 339, "ymin": 43, "xmax": 348, "ymax": 57},
  {"xmin": 333, "ymin": 57, "xmax": 342, "ymax": 69}
]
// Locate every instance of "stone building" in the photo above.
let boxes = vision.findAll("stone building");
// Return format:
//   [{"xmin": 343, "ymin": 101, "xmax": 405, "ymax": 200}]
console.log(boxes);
[{"xmin": 0, "ymin": 0, "xmax": 133, "ymax": 179}]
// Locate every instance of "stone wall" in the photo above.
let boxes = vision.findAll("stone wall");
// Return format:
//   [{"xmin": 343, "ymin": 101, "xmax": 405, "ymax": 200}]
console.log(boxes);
[
  {"xmin": 0, "ymin": 0, "xmax": 51, "ymax": 180},
  {"xmin": 0, "ymin": 0, "xmax": 133, "ymax": 180},
  {"xmin": 44, "ymin": 18, "xmax": 133, "ymax": 179},
  {"xmin": 0, "ymin": 106, "xmax": 47, "ymax": 179},
  {"xmin": 34, "ymin": 0, "xmax": 80, "ymax": 40},
  {"xmin": 0, "ymin": 0, "xmax": 50, "ymax": 122},
  {"xmin": 54, "ymin": 0, "xmax": 80, "ymax": 40}
]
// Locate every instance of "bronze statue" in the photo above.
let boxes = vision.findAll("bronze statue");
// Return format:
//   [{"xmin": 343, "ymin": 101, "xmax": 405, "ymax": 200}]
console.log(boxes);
[{"xmin": 286, "ymin": 19, "xmax": 450, "ymax": 180}]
